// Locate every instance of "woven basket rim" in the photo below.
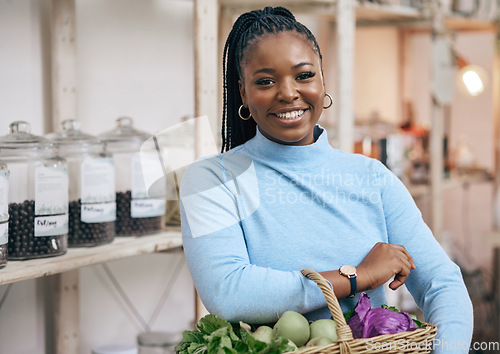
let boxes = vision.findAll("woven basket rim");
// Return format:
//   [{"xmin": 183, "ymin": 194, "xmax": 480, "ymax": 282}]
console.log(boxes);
[{"xmin": 297, "ymin": 269, "xmax": 438, "ymax": 353}]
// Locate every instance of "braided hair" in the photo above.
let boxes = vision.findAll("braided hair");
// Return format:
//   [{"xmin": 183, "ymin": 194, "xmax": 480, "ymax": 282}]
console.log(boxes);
[{"xmin": 221, "ymin": 6, "xmax": 323, "ymax": 152}]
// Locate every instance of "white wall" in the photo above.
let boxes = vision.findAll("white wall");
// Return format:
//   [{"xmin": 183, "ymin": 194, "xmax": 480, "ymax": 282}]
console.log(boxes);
[
  {"xmin": 0, "ymin": 0, "xmax": 49, "ymax": 135},
  {"xmin": 79, "ymin": 253, "xmax": 194, "ymax": 354},
  {"xmin": 75, "ymin": 0, "xmax": 195, "ymax": 136},
  {"xmin": 0, "ymin": 0, "xmax": 195, "ymax": 353}
]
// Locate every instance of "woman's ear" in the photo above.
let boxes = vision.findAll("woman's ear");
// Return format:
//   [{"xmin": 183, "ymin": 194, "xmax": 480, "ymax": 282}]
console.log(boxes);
[{"xmin": 238, "ymin": 80, "xmax": 246, "ymax": 106}]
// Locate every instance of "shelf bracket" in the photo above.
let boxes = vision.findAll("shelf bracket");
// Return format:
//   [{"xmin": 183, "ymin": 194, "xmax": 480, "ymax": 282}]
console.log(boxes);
[{"xmin": 53, "ymin": 270, "xmax": 80, "ymax": 354}]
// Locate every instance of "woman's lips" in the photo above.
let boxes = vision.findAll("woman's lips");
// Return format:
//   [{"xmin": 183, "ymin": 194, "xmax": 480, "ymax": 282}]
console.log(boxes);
[{"xmin": 274, "ymin": 109, "xmax": 305, "ymax": 122}]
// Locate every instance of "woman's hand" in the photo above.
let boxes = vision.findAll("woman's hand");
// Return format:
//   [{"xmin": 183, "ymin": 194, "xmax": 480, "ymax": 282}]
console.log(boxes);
[{"xmin": 357, "ymin": 242, "xmax": 416, "ymax": 291}]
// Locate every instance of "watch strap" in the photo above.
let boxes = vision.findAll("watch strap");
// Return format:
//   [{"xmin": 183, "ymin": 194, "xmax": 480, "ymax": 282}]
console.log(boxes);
[{"xmin": 347, "ymin": 275, "xmax": 356, "ymax": 298}]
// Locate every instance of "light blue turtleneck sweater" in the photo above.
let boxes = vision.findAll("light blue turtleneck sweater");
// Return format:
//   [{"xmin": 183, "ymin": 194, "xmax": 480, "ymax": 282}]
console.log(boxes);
[{"xmin": 180, "ymin": 125, "xmax": 472, "ymax": 352}]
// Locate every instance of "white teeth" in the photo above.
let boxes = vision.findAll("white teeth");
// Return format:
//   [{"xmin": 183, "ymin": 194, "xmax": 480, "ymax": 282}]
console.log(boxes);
[{"xmin": 276, "ymin": 110, "xmax": 304, "ymax": 119}]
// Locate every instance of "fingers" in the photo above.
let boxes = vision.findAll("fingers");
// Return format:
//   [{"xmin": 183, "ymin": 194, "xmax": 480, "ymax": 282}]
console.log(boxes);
[
  {"xmin": 389, "ymin": 278, "xmax": 404, "ymax": 290},
  {"xmin": 358, "ymin": 242, "xmax": 416, "ymax": 291},
  {"xmin": 388, "ymin": 244, "xmax": 414, "ymax": 290},
  {"xmin": 390, "ymin": 266, "xmax": 411, "ymax": 290},
  {"xmin": 392, "ymin": 244, "xmax": 416, "ymax": 269}
]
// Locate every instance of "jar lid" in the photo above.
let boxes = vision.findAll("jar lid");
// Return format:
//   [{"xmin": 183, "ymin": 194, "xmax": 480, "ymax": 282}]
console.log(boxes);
[
  {"xmin": 46, "ymin": 119, "xmax": 102, "ymax": 145},
  {"xmin": 99, "ymin": 117, "xmax": 151, "ymax": 144},
  {"xmin": 137, "ymin": 331, "xmax": 183, "ymax": 347},
  {"xmin": 45, "ymin": 119, "xmax": 105, "ymax": 155},
  {"xmin": 91, "ymin": 344, "xmax": 138, "ymax": 354},
  {"xmin": 0, "ymin": 121, "xmax": 53, "ymax": 155}
]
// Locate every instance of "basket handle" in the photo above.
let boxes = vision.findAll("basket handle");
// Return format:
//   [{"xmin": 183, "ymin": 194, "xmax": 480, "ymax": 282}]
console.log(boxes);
[{"xmin": 301, "ymin": 269, "xmax": 354, "ymax": 341}]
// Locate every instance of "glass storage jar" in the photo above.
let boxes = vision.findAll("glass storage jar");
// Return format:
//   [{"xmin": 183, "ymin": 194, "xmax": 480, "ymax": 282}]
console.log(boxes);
[
  {"xmin": 46, "ymin": 120, "xmax": 116, "ymax": 247},
  {"xmin": 0, "ymin": 159, "xmax": 9, "ymax": 268},
  {"xmin": 137, "ymin": 331, "xmax": 182, "ymax": 354},
  {"xmin": 99, "ymin": 117, "xmax": 165, "ymax": 236},
  {"xmin": 0, "ymin": 121, "xmax": 68, "ymax": 260}
]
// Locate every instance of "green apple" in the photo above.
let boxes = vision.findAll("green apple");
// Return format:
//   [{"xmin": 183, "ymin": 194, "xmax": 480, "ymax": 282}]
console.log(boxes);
[
  {"xmin": 273, "ymin": 311, "xmax": 310, "ymax": 347},
  {"xmin": 252, "ymin": 325, "xmax": 274, "ymax": 344},
  {"xmin": 309, "ymin": 319, "xmax": 338, "ymax": 342}
]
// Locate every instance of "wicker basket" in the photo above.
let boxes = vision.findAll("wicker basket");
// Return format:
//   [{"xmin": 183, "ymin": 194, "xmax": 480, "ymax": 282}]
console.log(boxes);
[{"xmin": 296, "ymin": 269, "xmax": 437, "ymax": 354}]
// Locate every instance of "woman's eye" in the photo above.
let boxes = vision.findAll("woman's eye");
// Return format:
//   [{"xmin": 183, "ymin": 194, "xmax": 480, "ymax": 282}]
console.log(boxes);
[
  {"xmin": 297, "ymin": 71, "xmax": 316, "ymax": 80},
  {"xmin": 255, "ymin": 78, "xmax": 274, "ymax": 86}
]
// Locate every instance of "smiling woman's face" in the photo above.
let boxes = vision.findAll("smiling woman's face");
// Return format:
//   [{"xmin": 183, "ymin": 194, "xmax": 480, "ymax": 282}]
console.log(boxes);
[{"xmin": 239, "ymin": 31, "xmax": 325, "ymax": 146}]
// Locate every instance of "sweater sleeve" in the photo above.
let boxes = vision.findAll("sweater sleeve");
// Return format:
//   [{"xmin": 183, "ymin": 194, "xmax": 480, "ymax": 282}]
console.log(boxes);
[
  {"xmin": 179, "ymin": 154, "xmax": 327, "ymax": 324},
  {"xmin": 375, "ymin": 161, "xmax": 473, "ymax": 353}
]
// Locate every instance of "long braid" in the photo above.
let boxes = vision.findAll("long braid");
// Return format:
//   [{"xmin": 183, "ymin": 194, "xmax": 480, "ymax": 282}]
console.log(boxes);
[{"xmin": 221, "ymin": 6, "xmax": 322, "ymax": 152}]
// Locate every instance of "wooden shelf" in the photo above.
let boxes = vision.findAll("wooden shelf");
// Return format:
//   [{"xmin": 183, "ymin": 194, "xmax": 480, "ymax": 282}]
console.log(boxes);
[
  {"xmin": 220, "ymin": 0, "xmax": 422, "ymax": 21},
  {"xmin": 220, "ymin": 0, "xmax": 497, "ymax": 32},
  {"xmin": 407, "ymin": 172, "xmax": 493, "ymax": 199},
  {"xmin": 0, "ymin": 227, "xmax": 182, "ymax": 286},
  {"xmin": 355, "ymin": 1, "xmax": 421, "ymax": 21},
  {"xmin": 445, "ymin": 15, "xmax": 498, "ymax": 31}
]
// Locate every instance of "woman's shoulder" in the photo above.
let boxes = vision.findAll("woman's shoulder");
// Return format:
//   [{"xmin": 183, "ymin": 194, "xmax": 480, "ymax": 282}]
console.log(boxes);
[
  {"xmin": 332, "ymin": 149, "xmax": 388, "ymax": 173},
  {"xmin": 180, "ymin": 146, "xmax": 255, "ymax": 190}
]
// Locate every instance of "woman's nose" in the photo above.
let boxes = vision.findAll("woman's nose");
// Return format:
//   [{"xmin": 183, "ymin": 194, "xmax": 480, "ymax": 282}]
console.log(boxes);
[{"xmin": 277, "ymin": 80, "xmax": 299, "ymax": 102}]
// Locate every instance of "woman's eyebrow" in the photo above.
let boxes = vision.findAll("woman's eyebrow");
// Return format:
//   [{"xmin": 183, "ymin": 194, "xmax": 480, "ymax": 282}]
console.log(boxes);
[
  {"xmin": 253, "ymin": 68, "xmax": 275, "ymax": 75},
  {"xmin": 253, "ymin": 62, "xmax": 313, "ymax": 76},
  {"xmin": 292, "ymin": 62, "xmax": 313, "ymax": 69}
]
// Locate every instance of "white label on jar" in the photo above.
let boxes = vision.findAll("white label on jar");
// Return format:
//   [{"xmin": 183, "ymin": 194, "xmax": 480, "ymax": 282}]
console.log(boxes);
[
  {"xmin": 81, "ymin": 202, "xmax": 116, "ymax": 223},
  {"xmin": 34, "ymin": 214, "xmax": 68, "ymax": 237},
  {"xmin": 131, "ymin": 198, "xmax": 166, "ymax": 218},
  {"xmin": 81, "ymin": 157, "xmax": 115, "ymax": 204},
  {"xmin": 131, "ymin": 153, "xmax": 149, "ymax": 199},
  {"xmin": 35, "ymin": 166, "xmax": 69, "ymax": 215},
  {"xmin": 0, "ymin": 222, "xmax": 7, "ymax": 245},
  {"xmin": 81, "ymin": 157, "xmax": 116, "ymax": 223},
  {"xmin": 0, "ymin": 170, "xmax": 9, "ymax": 222},
  {"xmin": 131, "ymin": 154, "xmax": 166, "ymax": 218}
]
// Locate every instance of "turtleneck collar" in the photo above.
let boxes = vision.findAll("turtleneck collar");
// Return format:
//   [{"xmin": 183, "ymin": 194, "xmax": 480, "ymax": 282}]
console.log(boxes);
[{"xmin": 242, "ymin": 125, "xmax": 334, "ymax": 170}]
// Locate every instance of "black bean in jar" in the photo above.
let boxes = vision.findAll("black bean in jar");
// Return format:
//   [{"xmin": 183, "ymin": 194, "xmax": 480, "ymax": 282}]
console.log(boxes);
[
  {"xmin": 115, "ymin": 191, "xmax": 162, "ymax": 236},
  {"xmin": 0, "ymin": 244, "xmax": 7, "ymax": 268},
  {"xmin": 7, "ymin": 201, "xmax": 68, "ymax": 260},
  {"xmin": 68, "ymin": 200, "xmax": 115, "ymax": 247}
]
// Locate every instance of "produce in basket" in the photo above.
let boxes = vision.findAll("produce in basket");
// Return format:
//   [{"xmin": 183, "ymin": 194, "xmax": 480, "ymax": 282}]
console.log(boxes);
[
  {"xmin": 308, "ymin": 319, "xmax": 338, "ymax": 342},
  {"xmin": 174, "ymin": 314, "xmax": 296, "ymax": 353},
  {"xmin": 273, "ymin": 310, "xmax": 310, "ymax": 347},
  {"xmin": 175, "ymin": 288, "xmax": 428, "ymax": 353},
  {"xmin": 346, "ymin": 292, "xmax": 420, "ymax": 339}
]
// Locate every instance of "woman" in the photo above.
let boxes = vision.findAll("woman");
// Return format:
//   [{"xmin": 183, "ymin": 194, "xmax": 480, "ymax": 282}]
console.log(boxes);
[{"xmin": 180, "ymin": 6, "xmax": 472, "ymax": 352}]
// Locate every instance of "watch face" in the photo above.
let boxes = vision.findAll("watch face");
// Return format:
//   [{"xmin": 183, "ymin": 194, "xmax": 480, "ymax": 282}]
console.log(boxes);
[{"xmin": 340, "ymin": 265, "xmax": 357, "ymax": 276}]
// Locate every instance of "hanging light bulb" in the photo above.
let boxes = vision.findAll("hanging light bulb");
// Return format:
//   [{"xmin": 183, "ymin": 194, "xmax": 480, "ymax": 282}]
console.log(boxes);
[
  {"xmin": 458, "ymin": 65, "xmax": 486, "ymax": 96},
  {"xmin": 453, "ymin": 50, "xmax": 488, "ymax": 97}
]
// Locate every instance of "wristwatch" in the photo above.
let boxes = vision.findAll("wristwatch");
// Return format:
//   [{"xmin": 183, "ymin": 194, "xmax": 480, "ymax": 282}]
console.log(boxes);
[{"xmin": 339, "ymin": 265, "xmax": 357, "ymax": 298}]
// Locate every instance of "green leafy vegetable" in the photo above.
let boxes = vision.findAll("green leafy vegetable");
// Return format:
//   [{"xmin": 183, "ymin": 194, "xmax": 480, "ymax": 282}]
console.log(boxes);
[
  {"xmin": 381, "ymin": 304, "xmax": 422, "ymax": 328},
  {"xmin": 175, "ymin": 314, "xmax": 295, "ymax": 354},
  {"xmin": 343, "ymin": 309, "xmax": 354, "ymax": 322}
]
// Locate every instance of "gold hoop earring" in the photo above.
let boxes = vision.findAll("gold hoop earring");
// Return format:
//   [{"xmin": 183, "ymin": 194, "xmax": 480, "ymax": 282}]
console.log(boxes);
[
  {"xmin": 323, "ymin": 93, "xmax": 333, "ymax": 109},
  {"xmin": 238, "ymin": 105, "xmax": 252, "ymax": 120}
]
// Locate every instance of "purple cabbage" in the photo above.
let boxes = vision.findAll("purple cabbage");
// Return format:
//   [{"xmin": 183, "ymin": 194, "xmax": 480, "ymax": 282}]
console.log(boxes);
[{"xmin": 347, "ymin": 293, "xmax": 418, "ymax": 339}]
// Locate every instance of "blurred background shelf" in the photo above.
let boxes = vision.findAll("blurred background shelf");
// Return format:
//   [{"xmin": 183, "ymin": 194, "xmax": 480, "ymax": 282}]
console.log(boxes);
[
  {"xmin": 0, "ymin": 228, "xmax": 182, "ymax": 287},
  {"xmin": 407, "ymin": 171, "xmax": 494, "ymax": 199}
]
